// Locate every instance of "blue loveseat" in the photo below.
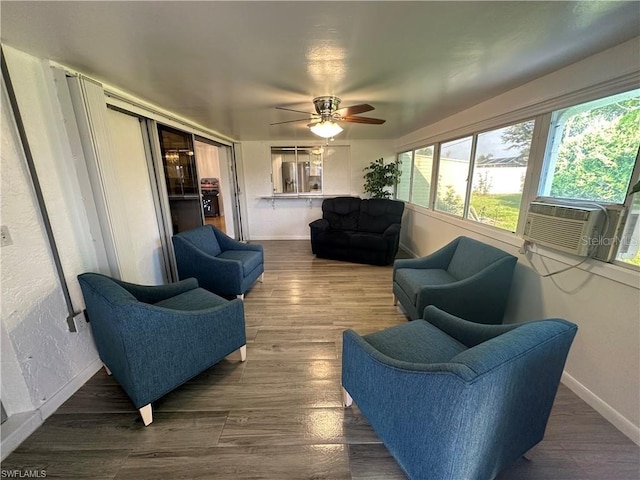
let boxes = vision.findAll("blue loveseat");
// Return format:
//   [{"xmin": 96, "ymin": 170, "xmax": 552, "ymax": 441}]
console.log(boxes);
[{"xmin": 342, "ymin": 306, "xmax": 577, "ymax": 480}]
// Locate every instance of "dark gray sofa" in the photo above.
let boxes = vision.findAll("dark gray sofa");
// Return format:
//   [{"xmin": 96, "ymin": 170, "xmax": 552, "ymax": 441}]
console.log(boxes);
[{"xmin": 309, "ymin": 196, "xmax": 404, "ymax": 265}]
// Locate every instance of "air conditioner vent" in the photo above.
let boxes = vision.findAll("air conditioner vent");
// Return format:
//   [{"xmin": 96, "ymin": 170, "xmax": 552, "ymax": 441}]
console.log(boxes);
[{"xmin": 523, "ymin": 201, "xmax": 608, "ymax": 257}]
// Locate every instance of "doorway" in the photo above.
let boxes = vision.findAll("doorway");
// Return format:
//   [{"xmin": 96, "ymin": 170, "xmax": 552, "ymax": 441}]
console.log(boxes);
[{"xmin": 194, "ymin": 137, "xmax": 237, "ymax": 238}]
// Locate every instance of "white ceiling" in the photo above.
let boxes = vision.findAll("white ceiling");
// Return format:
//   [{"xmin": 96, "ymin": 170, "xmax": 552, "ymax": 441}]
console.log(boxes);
[{"xmin": 1, "ymin": 1, "xmax": 639, "ymax": 141}]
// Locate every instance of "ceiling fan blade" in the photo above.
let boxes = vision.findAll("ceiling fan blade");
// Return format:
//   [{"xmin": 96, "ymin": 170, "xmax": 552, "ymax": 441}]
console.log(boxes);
[
  {"xmin": 275, "ymin": 106, "xmax": 314, "ymax": 115},
  {"xmin": 335, "ymin": 104, "xmax": 374, "ymax": 116},
  {"xmin": 341, "ymin": 115, "xmax": 386, "ymax": 125},
  {"xmin": 270, "ymin": 118, "xmax": 310, "ymax": 125}
]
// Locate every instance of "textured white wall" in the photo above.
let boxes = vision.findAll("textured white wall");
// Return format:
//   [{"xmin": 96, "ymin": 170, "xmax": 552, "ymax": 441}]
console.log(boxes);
[
  {"xmin": 241, "ymin": 140, "xmax": 396, "ymax": 240},
  {"xmin": 1, "ymin": 58, "xmax": 98, "ymax": 414},
  {"xmin": 396, "ymin": 38, "xmax": 640, "ymax": 443}
]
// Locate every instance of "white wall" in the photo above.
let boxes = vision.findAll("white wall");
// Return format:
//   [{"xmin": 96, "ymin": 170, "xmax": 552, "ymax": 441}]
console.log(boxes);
[
  {"xmin": 241, "ymin": 140, "xmax": 396, "ymax": 240},
  {"xmin": 1, "ymin": 47, "xmax": 102, "ymax": 456},
  {"xmin": 396, "ymin": 38, "xmax": 640, "ymax": 444}
]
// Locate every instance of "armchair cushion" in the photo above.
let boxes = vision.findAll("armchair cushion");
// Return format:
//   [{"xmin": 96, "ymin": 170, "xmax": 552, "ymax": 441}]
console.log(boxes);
[
  {"xmin": 363, "ymin": 320, "xmax": 466, "ymax": 364},
  {"xmin": 217, "ymin": 249, "xmax": 264, "ymax": 276},
  {"xmin": 394, "ymin": 268, "xmax": 456, "ymax": 302},
  {"xmin": 154, "ymin": 287, "xmax": 228, "ymax": 310}
]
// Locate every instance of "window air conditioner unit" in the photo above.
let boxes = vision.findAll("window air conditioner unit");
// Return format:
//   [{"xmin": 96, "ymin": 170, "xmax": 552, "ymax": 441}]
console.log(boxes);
[{"xmin": 523, "ymin": 200, "xmax": 625, "ymax": 261}]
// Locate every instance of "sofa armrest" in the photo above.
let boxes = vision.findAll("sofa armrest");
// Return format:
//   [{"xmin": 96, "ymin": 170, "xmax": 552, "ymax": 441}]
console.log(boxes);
[
  {"xmin": 309, "ymin": 218, "xmax": 330, "ymax": 231},
  {"xmin": 382, "ymin": 223, "xmax": 401, "ymax": 238}
]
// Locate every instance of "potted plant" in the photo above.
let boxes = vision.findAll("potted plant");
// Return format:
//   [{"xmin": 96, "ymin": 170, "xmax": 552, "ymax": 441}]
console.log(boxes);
[{"xmin": 363, "ymin": 157, "xmax": 401, "ymax": 199}]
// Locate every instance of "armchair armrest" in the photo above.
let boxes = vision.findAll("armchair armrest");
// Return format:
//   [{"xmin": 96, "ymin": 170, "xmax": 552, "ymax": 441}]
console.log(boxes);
[
  {"xmin": 343, "ymin": 329, "xmax": 474, "ymax": 378},
  {"xmin": 393, "ymin": 237, "xmax": 460, "ymax": 272},
  {"xmin": 414, "ymin": 256, "xmax": 517, "ymax": 323},
  {"xmin": 448, "ymin": 319, "xmax": 577, "ymax": 376},
  {"xmin": 213, "ymin": 228, "xmax": 263, "ymax": 253},
  {"xmin": 422, "ymin": 306, "xmax": 520, "ymax": 348},
  {"xmin": 114, "ymin": 277, "xmax": 199, "ymax": 304},
  {"xmin": 115, "ymin": 298, "xmax": 246, "ymax": 406}
]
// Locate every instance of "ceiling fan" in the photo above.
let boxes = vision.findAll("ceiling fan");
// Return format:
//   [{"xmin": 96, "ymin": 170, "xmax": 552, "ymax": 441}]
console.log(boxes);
[{"xmin": 271, "ymin": 96, "xmax": 385, "ymax": 138}]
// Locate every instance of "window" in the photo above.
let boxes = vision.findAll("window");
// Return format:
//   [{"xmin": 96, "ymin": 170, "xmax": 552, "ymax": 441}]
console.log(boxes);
[
  {"xmin": 468, "ymin": 120, "xmax": 534, "ymax": 232},
  {"xmin": 411, "ymin": 146, "xmax": 434, "ymax": 208},
  {"xmin": 435, "ymin": 137, "xmax": 472, "ymax": 216},
  {"xmin": 617, "ymin": 192, "xmax": 640, "ymax": 266},
  {"xmin": 540, "ymin": 89, "xmax": 640, "ymax": 204},
  {"xmin": 271, "ymin": 146, "xmax": 323, "ymax": 194},
  {"xmin": 396, "ymin": 151, "xmax": 412, "ymax": 201}
]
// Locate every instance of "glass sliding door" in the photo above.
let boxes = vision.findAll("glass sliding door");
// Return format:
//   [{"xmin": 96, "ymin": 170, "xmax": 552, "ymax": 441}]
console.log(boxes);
[{"xmin": 157, "ymin": 124, "xmax": 203, "ymax": 234}]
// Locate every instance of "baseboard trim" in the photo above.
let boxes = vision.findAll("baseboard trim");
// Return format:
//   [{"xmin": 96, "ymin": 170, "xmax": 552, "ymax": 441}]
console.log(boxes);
[
  {"xmin": 0, "ymin": 411, "xmax": 41, "ymax": 461},
  {"xmin": 0, "ymin": 357, "xmax": 102, "ymax": 460},
  {"xmin": 39, "ymin": 357, "xmax": 103, "ymax": 419},
  {"xmin": 250, "ymin": 235, "xmax": 310, "ymax": 241},
  {"xmin": 561, "ymin": 371, "xmax": 640, "ymax": 446}
]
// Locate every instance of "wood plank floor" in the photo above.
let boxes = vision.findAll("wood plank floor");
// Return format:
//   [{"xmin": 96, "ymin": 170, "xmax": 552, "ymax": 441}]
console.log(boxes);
[{"xmin": 3, "ymin": 240, "xmax": 638, "ymax": 479}]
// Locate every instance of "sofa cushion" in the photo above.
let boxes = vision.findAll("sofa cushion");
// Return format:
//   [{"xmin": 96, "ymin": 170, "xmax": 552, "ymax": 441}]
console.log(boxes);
[
  {"xmin": 154, "ymin": 288, "xmax": 228, "ymax": 311},
  {"xmin": 363, "ymin": 320, "xmax": 467, "ymax": 364},
  {"xmin": 323, "ymin": 197, "xmax": 361, "ymax": 231},
  {"xmin": 350, "ymin": 233, "xmax": 388, "ymax": 251},
  {"xmin": 217, "ymin": 249, "xmax": 264, "ymax": 276},
  {"xmin": 316, "ymin": 230, "xmax": 353, "ymax": 248},
  {"xmin": 395, "ymin": 268, "xmax": 456, "ymax": 302},
  {"xmin": 358, "ymin": 198, "xmax": 404, "ymax": 234}
]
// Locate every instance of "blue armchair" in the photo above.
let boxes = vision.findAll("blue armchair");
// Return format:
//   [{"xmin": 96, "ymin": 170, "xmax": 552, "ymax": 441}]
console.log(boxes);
[
  {"xmin": 172, "ymin": 225, "xmax": 264, "ymax": 298},
  {"xmin": 393, "ymin": 236, "xmax": 517, "ymax": 323},
  {"xmin": 78, "ymin": 272, "xmax": 246, "ymax": 426},
  {"xmin": 342, "ymin": 306, "xmax": 577, "ymax": 480}
]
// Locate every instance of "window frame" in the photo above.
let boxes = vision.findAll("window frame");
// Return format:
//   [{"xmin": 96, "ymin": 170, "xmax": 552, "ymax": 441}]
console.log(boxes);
[{"xmin": 537, "ymin": 89, "xmax": 640, "ymax": 206}]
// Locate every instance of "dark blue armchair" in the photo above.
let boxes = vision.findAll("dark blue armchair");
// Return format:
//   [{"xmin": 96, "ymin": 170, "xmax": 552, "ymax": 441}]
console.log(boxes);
[
  {"xmin": 78, "ymin": 272, "xmax": 246, "ymax": 426},
  {"xmin": 172, "ymin": 225, "xmax": 264, "ymax": 298},
  {"xmin": 342, "ymin": 306, "xmax": 577, "ymax": 480},
  {"xmin": 393, "ymin": 236, "xmax": 517, "ymax": 323}
]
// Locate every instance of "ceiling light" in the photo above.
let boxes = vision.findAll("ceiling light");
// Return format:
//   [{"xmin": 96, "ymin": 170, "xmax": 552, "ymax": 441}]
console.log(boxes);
[{"xmin": 310, "ymin": 121, "xmax": 343, "ymax": 139}]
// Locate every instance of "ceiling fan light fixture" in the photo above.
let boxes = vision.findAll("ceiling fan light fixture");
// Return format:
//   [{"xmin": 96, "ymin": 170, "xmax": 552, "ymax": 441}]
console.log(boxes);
[{"xmin": 310, "ymin": 120, "xmax": 343, "ymax": 138}]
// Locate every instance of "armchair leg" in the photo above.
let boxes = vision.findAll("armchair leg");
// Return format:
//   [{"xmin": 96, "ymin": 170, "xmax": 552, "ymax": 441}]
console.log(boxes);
[
  {"xmin": 104, "ymin": 365, "xmax": 112, "ymax": 375},
  {"xmin": 393, "ymin": 295, "xmax": 398, "ymax": 306},
  {"xmin": 259, "ymin": 273, "xmax": 264, "ymax": 283},
  {"xmin": 139, "ymin": 404, "xmax": 153, "ymax": 426},
  {"xmin": 342, "ymin": 387, "xmax": 353, "ymax": 407},
  {"xmin": 237, "ymin": 293, "xmax": 245, "ymax": 300},
  {"xmin": 240, "ymin": 344, "xmax": 247, "ymax": 362}
]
